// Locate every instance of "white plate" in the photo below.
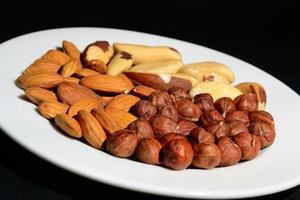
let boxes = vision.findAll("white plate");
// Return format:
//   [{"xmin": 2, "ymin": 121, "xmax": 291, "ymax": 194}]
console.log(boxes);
[{"xmin": 0, "ymin": 27, "xmax": 300, "ymax": 199}]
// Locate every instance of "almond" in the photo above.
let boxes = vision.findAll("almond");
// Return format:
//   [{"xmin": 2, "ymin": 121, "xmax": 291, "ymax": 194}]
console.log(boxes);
[
  {"xmin": 74, "ymin": 68, "xmax": 100, "ymax": 77},
  {"xmin": 131, "ymin": 85, "xmax": 156, "ymax": 98},
  {"xmin": 61, "ymin": 59, "xmax": 82, "ymax": 78},
  {"xmin": 56, "ymin": 82, "xmax": 100, "ymax": 105},
  {"xmin": 55, "ymin": 114, "xmax": 82, "ymax": 138},
  {"xmin": 120, "ymin": 74, "xmax": 134, "ymax": 94},
  {"xmin": 42, "ymin": 50, "xmax": 70, "ymax": 66},
  {"xmin": 38, "ymin": 101, "xmax": 69, "ymax": 119},
  {"xmin": 80, "ymin": 74, "xmax": 133, "ymax": 93},
  {"xmin": 24, "ymin": 58, "xmax": 61, "ymax": 74},
  {"xmin": 62, "ymin": 40, "xmax": 81, "ymax": 60},
  {"xmin": 64, "ymin": 77, "xmax": 80, "ymax": 84},
  {"xmin": 68, "ymin": 98, "xmax": 102, "ymax": 117},
  {"xmin": 91, "ymin": 108, "xmax": 123, "ymax": 134},
  {"xmin": 17, "ymin": 72, "xmax": 64, "ymax": 89},
  {"xmin": 105, "ymin": 108, "xmax": 137, "ymax": 129},
  {"xmin": 105, "ymin": 94, "xmax": 140, "ymax": 111},
  {"xmin": 25, "ymin": 87, "xmax": 57, "ymax": 104},
  {"xmin": 77, "ymin": 110, "xmax": 106, "ymax": 149}
]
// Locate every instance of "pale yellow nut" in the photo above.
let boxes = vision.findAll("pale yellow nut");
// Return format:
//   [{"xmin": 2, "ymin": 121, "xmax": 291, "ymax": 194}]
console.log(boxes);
[
  {"xmin": 77, "ymin": 110, "xmax": 106, "ymax": 149},
  {"xmin": 127, "ymin": 59, "xmax": 183, "ymax": 74},
  {"xmin": 113, "ymin": 43, "xmax": 181, "ymax": 64},
  {"xmin": 55, "ymin": 114, "xmax": 82, "ymax": 138},
  {"xmin": 186, "ymin": 61, "xmax": 235, "ymax": 83},
  {"xmin": 178, "ymin": 66, "xmax": 230, "ymax": 84},
  {"xmin": 235, "ymin": 82, "xmax": 267, "ymax": 110},
  {"xmin": 25, "ymin": 87, "xmax": 58, "ymax": 104},
  {"xmin": 61, "ymin": 59, "xmax": 82, "ymax": 78},
  {"xmin": 38, "ymin": 101, "xmax": 69, "ymax": 119},
  {"xmin": 83, "ymin": 41, "xmax": 114, "ymax": 64},
  {"xmin": 62, "ymin": 40, "xmax": 81, "ymax": 60},
  {"xmin": 189, "ymin": 82, "xmax": 242, "ymax": 101},
  {"xmin": 107, "ymin": 52, "xmax": 134, "ymax": 76},
  {"xmin": 168, "ymin": 73, "xmax": 199, "ymax": 87}
]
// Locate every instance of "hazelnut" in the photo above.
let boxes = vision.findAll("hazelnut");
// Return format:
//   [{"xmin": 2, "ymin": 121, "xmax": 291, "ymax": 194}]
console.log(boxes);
[
  {"xmin": 188, "ymin": 127, "xmax": 215, "ymax": 145},
  {"xmin": 136, "ymin": 138, "xmax": 162, "ymax": 165},
  {"xmin": 127, "ymin": 119, "xmax": 154, "ymax": 141},
  {"xmin": 149, "ymin": 115, "xmax": 178, "ymax": 139},
  {"xmin": 204, "ymin": 122, "xmax": 229, "ymax": 141},
  {"xmin": 249, "ymin": 122, "xmax": 275, "ymax": 148},
  {"xmin": 227, "ymin": 121, "xmax": 248, "ymax": 136},
  {"xmin": 159, "ymin": 104, "xmax": 178, "ymax": 122},
  {"xmin": 159, "ymin": 133, "xmax": 187, "ymax": 146},
  {"xmin": 214, "ymin": 97, "xmax": 236, "ymax": 117},
  {"xmin": 200, "ymin": 109, "xmax": 224, "ymax": 126},
  {"xmin": 176, "ymin": 120, "xmax": 198, "ymax": 136},
  {"xmin": 175, "ymin": 99, "xmax": 201, "ymax": 121},
  {"xmin": 233, "ymin": 132, "xmax": 261, "ymax": 160},
  {"xmin": 162, "ymin": 138, "xmax": 194, "ymax": 170},
  {"xmin": 132, "ymin": 100, "xmax": 157, "ymax": 121},
  {"xmin": 248, "ymin": 110, "xmax": 274, "ymax": 129},
  {"xmin": 225, "ymin": 110, "xmax": 250, "ymax": 127},
  {"xmin": 149, "ymin": 91, "xmax": 172, "ymax": 110},
  {"xmin": 217, "ymin": 137, "xmax": 242, "ymax": 167},
  {"xmin": 106, "ymin": 129, "xmax": 138, "ymax": 158},
  {"xmin": 168, "ymin": 87, "xmax": 191, "ymax": 102},
  {"xmin": 193, "ymin": 143, "xmax": 221, "ymax": 169},
  {"xmin": 194, "ymin": 93, "xmax": 215, "ymax": 112},
  {"xmin": 234, "ymin": 94, "xmax": 258, "ymax": 112}
]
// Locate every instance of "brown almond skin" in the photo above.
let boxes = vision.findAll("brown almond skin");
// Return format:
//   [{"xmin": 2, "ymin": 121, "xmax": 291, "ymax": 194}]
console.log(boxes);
[
  {"xmin": 105, "ymin": 130, "xmax": 138, "ymax": 158},
  {"xmin": 214, "ymin": 97, "xmax": 236, "ymax": 117},
  {"xmin": 249, "ymin": 122, "xmax": 275, "ymax": 148},
  {"xmin": 194, "ymin": 93, "xmax": 215, "ymax": 112},
  {"xmin": 132, "ymin": 100, "xmax": 157, "ymax": 121},
  {"xmin": 234, "ymin": 94, "xmax": 258, "ymax": 112},
  {"xmin": 233, "ymin": 132, "xmax": 261, "ymax": 160},
  {"xmin": 159, "ymin": 104, "xmax": 178, "ymax": 122},
  {"xmin": 159, "ymin": 133, "xmax": 187, "ymax": 146},
  {"xmin": 162, "ymin": 138, "xmax": 193, "ymax": 170},
  {"xmin": 200, "ymin": 109, "xmax": 224, "ymax": 126},
  {"xmin": 193, "ymin": 143, "xmax": 221, "ymax": 169},
  {"xmin": 127, "ymin": 119, "xmax": 154, "ymax": 141},
  {"xmin": 176, "ymin": 120, "xmax": 198, "ymax": 136},
  {"xmin": 225, "ymin": 110, "xmax": 250, "ymax": 127},
  {"xmin": 218, "ymin": 137, "xmax": 242, "ymax": 167},
  {"xmin": 175, "ymin": 99, "xmax": 201, "ymax": 121},
  {"xmin": 149, "ymin": 91, "xmax": 173, "ymax": 110},
  {"xmin": 188, "ymin": 127, "xmax": 215, "ymax": 145},
  {"xmin": 136, "ymin": 138, "xmax": 162, "ymax": 165},
  {"xmin": 204, "ymin": 122, "xmax": 229, "ymax": 141},
  {"xmin": 149, "ymin": 115, "xmax": 178, "ymax": 139},
  {"xmin": 168, "ymin": 87, "xmax": 191, "ymax": 103}
]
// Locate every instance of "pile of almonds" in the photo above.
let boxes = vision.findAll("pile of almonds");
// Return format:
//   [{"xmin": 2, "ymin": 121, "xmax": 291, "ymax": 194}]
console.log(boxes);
[{"xmin": 16, "ymin": 40, "xmax": 275, "ymax": 170}]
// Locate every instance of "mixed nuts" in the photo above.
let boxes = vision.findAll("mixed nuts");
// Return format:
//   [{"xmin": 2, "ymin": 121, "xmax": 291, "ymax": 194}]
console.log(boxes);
[{"xmin": 16, "ymin": 40, "xmax": 276, "ymax": 170}]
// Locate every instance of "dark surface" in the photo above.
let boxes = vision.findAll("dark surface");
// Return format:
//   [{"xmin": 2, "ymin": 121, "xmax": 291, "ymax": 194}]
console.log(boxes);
[{"xmin": 0, "ymin": 0, "xmax": 299, "ymax": 199}]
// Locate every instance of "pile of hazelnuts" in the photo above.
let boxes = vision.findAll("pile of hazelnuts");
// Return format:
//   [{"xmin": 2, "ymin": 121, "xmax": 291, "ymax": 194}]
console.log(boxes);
[{"xmin": 105, "ymin": 87, "xmax": 276, "ymax": 170}]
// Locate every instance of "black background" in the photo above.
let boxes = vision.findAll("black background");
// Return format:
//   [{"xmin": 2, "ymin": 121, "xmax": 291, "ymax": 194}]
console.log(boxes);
[{"xmin": 0, "ymin": 0, "xmax": 299, "ymax": 199}]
